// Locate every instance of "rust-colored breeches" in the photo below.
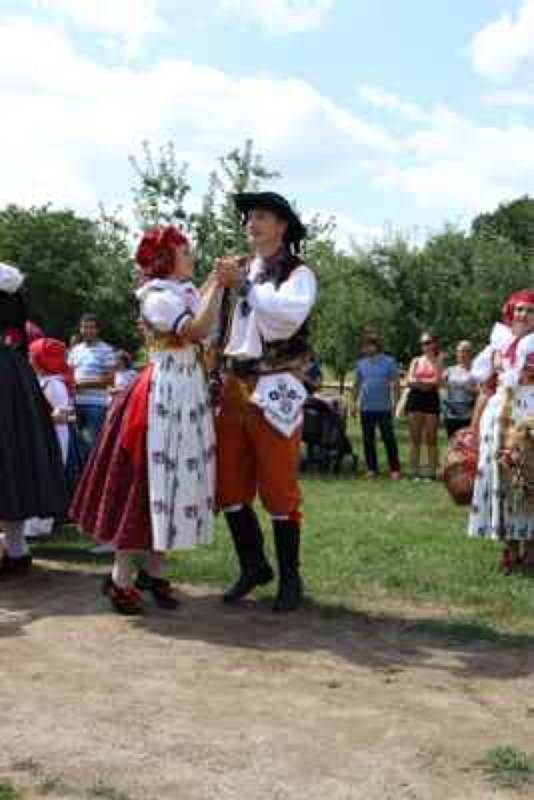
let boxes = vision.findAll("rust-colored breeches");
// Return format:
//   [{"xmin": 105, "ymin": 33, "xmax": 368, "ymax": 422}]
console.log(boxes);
[{"xmin": 215, "ymin": 377, "xmax": 302, "ymax": 520}]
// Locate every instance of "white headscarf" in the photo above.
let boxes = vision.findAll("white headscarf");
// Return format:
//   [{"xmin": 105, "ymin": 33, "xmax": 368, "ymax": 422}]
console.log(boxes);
[{"xmin": 0, "ymin": 262, "xmax": 24, "ymax": 294}]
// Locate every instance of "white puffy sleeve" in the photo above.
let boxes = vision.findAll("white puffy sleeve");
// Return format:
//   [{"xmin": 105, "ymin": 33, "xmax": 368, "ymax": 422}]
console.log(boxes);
[
  {"xmin": 43, "ymin": 378, "xmax": 69, "ymax": 412},
  {"xmin": 141, "ymin": 288, "xmax": 194, "ymax": 334},
  {"xmin": 471, "ymin": 345, "xmax": 495, "ymax": 384},
  {"xmin": 247, "ymin": 265, "xmax": 317, "ymax": 342}
]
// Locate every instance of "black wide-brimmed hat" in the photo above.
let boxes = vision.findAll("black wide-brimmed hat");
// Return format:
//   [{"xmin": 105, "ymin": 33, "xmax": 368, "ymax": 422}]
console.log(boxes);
[{"xmin": 234, "ymin": 191, "xmax": 307, "ymax": 250}]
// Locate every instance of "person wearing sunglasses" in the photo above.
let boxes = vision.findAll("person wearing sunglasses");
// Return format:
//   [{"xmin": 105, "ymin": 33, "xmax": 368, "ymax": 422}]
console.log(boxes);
[
  {"xmin": 469, "ymin": 290, "xmax": 534, "ymax": 573},
  {"xmin": 405, "ymin": 331, "xmax": 442, "ymax": 480}
]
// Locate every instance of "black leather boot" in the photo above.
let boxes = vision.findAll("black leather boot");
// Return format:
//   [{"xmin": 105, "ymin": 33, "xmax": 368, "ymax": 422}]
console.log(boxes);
[
  {"xmin": 223, "ymin": 506, "xmax": 274, "ymax": 604},
  {"xmin": 273, "ymin": 520, "xmax": 303, "ymax": 612}
]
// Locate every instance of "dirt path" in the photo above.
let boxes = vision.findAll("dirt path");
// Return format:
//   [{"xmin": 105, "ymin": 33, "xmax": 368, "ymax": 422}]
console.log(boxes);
[{"xmin": 1, "ymin": 560, "xmax": 534, "ymax": 800}]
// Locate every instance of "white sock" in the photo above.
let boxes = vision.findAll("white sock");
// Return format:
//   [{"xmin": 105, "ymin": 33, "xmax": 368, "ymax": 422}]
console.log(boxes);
[
  {"xmin": 112, "ymin": 551, "xmax": 134, "ymax": 589},
  {"xmin": 4, "ymin": 521, "xmax": 29, "ymax": 558}
]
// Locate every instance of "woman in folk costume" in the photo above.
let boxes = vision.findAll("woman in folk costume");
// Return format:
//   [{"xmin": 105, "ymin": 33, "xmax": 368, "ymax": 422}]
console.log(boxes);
[
  {"xmin": 0, "ymin": 264, "xmax": 67, "ymax": 575},
  {"xmin": 70, "ymin": 226, "xmax": 224, "ymax": 615},
  {"xmin": 469, "ymin": 289, "xmax": 534, "ymax": 572},
  {"xmin": 215, "ymin": 192, "xmax": 317, "ymax": 612}
]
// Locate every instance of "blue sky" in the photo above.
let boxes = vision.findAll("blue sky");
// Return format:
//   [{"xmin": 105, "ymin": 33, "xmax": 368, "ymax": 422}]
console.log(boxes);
[{"xmin": 1, "ymin": 0, "xmax": 534, "ymax": 248}]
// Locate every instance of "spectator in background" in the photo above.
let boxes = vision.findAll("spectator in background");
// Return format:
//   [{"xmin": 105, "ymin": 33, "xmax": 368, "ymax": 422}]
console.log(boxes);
[
  {"xmin": 405, "ymin": 331, "xmax": 442, "ymax": 480},
  {"xmin": 68, "ymin": 313, "xmax": 115, "ymax": 457},
  {"xmin": 110, "ymin": 350, "xmax": 138, "ymax": 396},
  {"xmin": 354, "ymin": 333, "xmax": 401, "ymax": 479},
  {"xmin": 442, "ymin": 340, "xmax": 478, "ymax": 439},
  {"xmin": 302, "ymin": 351, "xmax": 322, "ymax": 395}
]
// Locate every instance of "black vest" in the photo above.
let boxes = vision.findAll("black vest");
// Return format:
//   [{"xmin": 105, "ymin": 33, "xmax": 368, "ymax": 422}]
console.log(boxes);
[{"xmin": 223, "ymin": 251, "xmax": 313, "ymax": 375}]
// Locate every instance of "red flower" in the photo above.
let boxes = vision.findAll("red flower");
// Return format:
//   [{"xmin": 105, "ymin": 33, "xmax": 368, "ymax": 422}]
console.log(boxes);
[{"xmin": 135, "ymin": 225, "xmax": 189, "ymax": 278}]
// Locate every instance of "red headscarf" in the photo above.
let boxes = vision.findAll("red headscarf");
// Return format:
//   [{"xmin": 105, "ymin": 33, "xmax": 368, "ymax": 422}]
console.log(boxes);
[
  {"xmin": 30, "ymin": 337, "xmax": 74, "ymax": 394},
  {"xmin": 502, "ymin": 290, "xmax": 534, "ymax": 325},
  {"xmin": 135, "ymin": 225, "xmax": 189, "ymax": 279}
]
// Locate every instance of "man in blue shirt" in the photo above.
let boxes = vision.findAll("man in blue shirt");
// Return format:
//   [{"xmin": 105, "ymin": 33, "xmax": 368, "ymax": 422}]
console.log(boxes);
[{"xmin": 354, "ymin": 333, "xmax": 401, "ymax": 479}]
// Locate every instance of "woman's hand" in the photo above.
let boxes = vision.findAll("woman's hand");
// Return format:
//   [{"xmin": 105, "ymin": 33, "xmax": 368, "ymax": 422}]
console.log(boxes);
[{"xmin": 214, "ymin": 256, "xmax": 247, "ymax": 289}]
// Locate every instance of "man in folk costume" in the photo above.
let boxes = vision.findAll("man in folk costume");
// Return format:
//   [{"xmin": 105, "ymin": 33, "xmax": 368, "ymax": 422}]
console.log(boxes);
[{"xmin": 216, "ymin": 192, "xmax": 317, "ymax": 612}]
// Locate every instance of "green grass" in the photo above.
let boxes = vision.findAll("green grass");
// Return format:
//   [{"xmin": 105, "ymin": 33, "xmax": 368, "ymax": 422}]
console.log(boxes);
[
  {"xmin": 85, "ymin": 783, "xmax": 129, "ymax": 800},
  {"xmin": 0, "ymin": 783, "xmax": 22, "ymax": 800},
  {"xmin": 482, "ymin": 746, "xmax": 534, "ymax": 790},
  {"xmin": 35, "ymin": 776, "xmax": 128, "ymax": 800},
  {"xmin": 37, "ymin": 421, "xmax": 534, "ymax": 635}
]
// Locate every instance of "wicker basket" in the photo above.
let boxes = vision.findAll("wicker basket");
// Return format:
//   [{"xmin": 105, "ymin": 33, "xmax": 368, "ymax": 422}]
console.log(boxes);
[{"xmin": 443, "ymin": 428, "xmax": 479, "ymax": 506}]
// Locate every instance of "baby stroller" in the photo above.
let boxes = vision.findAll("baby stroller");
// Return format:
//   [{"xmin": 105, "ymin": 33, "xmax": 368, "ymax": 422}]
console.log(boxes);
[{"xmin": 301, "ymin": 394, "xmax": 358, "ymax": 475}]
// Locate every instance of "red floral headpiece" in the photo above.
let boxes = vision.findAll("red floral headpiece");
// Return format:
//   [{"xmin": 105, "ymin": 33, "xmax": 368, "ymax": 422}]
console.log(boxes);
[
  {"xmin": 135, "ymin": 225, "xmax": 189, "ymax": 279},
  {"xmin": 502, "ymin": 290, "xmax": 534, "ymax": 325}
]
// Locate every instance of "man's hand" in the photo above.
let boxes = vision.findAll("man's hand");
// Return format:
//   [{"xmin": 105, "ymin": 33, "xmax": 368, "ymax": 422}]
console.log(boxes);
[{"xmin": 214, "ymin": 256, "xmax": 247, "ymax": 289}]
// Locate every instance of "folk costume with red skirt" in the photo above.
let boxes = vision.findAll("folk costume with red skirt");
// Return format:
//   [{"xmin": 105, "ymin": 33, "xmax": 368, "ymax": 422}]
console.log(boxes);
[
  {"xmin": 70, "ymin": 283, "xmax": 215, "ymax": 552},
  {"xmin": 216, "ymin": 192, "xmax": 317, "ymax": 612},
  {"xmin": 70, "ymin": 227, "xmax": 215, "ymax": 613}
]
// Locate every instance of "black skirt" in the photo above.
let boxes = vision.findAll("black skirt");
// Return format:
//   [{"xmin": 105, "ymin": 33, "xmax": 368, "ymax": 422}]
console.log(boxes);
[
  {"xmin": 405, "ymin": 387, "xmax": 440, "ymax": 416},
  {"xmin": 0, "ymin": 344, "xmax": 68, "ymax": 520}
]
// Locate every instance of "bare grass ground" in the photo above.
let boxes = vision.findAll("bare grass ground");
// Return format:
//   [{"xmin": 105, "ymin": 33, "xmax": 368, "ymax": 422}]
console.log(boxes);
[
  {"xmin": 3, "ymin": 425, "xmax": 534, "ymax": 799},
  {"xmin": 2, "ymin": 556, "xmax": 534, "ymax": 800}
]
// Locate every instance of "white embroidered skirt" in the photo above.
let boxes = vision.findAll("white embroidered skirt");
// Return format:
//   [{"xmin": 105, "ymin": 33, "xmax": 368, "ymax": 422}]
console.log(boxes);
[
  {"xmin": 147, "ymin": 347, "xmax": 215, "ymax": 551},
  {"xmin": 468, "ymin": 389, "xmax": 534, "ymax": 541}
]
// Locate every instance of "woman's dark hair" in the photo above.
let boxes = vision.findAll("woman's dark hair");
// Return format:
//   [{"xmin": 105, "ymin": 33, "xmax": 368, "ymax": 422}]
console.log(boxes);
[{"xmin": 116, "ymin": 349, "xmax": 133, "ymax": 369}]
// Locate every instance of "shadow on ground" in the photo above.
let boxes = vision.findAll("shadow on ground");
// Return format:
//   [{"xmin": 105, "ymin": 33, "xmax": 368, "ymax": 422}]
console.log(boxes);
[{"xmin": 1, "ymin": 556, "xmax": 534, "ymax": 684}]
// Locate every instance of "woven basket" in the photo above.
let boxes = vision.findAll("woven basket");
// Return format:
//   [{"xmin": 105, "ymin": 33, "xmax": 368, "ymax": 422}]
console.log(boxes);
[{"xmin": 443, "ymin": 428, "xmax": 479, "ymax": 506}]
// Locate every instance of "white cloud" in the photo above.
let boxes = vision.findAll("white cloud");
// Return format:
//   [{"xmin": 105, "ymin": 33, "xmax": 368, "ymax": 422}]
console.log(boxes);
[
  {"xmin": 482, "ymin": 89, "xmax": 534, "ymax": 108},
  {"xmin": 471, "ymin": 0, "xmax": 534, "ymax": 81},
  {"xmin": 27, "ymin": 0, "xmax": 164, "ymax": 57},
  {"xmin": 217, "ymin": 0, "xmax": 334, "ymax": 34},
  {"xmin": 357, "ymin": 85, "xmax": 430, "ymax": 124},
  {"xmin": 0, "ymin": 16, "xmax": 392, "ymax": 215},
  {"xmin": 359, "ymin": 85, "xmax": 534, "ymax": 217}
]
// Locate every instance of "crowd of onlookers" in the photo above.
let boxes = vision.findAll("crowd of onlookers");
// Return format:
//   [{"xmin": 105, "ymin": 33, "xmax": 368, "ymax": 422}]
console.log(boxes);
[
  {"xmin": 348, "ymin": 331, "xmax": 478, "ymax": 481},
  {"xmin": 30, "ymin": 314, "xmax": 481, "ymax": 491}
]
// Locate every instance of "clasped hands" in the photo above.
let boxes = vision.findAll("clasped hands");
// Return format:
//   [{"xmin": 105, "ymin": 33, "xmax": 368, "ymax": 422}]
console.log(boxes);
[{"xmin": 213, "ymin": 255, "xmax": 248, "ymax": 289}]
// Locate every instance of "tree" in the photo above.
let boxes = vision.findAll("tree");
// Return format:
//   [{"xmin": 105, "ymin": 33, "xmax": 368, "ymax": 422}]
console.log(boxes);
[
  {"xmin": 0, "ymin": 204, "xmax": 138, "ymax": 349},
  {"xmin": 473, "ymin": 195, "xmax": 534, "ymax": 255}
]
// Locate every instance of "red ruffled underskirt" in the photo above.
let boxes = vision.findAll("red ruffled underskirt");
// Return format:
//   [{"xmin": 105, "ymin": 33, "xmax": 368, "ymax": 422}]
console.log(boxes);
[{"xmin": 69, "ymin": 365, "xmax": 154, "ymax": 550}]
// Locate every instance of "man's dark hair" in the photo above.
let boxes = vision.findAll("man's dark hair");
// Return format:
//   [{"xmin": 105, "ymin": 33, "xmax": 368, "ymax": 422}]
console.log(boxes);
[
  {"xmin": 363, "ymin": 333, "xmax": 383, "ymax": 351},
  {"xmin": 80, "ymin": 313, "xmax": 99, "ymax": 326}
]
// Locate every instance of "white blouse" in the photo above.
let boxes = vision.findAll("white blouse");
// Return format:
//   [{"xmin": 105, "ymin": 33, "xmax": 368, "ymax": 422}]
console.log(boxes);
[
  {"xmin": 225, "ymin": 257, "xmax": 317, "ymax": 360},
  {"xmin": 136, "ymin": 279, "xmax": 200, "ymax": 334},
  {"xmin": 40, "ymin": 375, "xmax": 70, "ymax": 464}
]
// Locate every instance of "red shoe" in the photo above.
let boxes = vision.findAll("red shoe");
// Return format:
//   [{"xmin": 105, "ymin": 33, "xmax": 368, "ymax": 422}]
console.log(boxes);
[
  {"xmin": 135, "ymin": 570, "xmax": 180, "ymax": 609},
  {"xmin": 102, "ymin": 575, "xmax": 143, "ymax": 615},
  {"xmin": 390, "ymin": 470, "xmax": 401, "ymax": 481}
]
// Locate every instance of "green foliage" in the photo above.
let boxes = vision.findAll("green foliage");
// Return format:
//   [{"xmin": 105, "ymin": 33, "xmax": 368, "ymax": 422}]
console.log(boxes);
[
  {"xmin": 4, "ymin": 137, "xmax": 534, "ymax": 374},
  {"xmin": 0, "ymin": 782, "xmax": 21, "ymax": 800},
  {"xmin": 130, "ymin": 138, "xmax": 280, "ymax": 282},
  {"xmin": 129, "ymin": 141, "xmax": 191, "ymax": 229},
  {"xmin": 473, "ymin": 195, "xmax": 534, "ymax": 255},
  {"xmin": 0, "ymin": 204, "xmax": 139, "ymax": 350},
  {"xmin": 482, "ymin": 745, "xmax": 534, "ymax": 790}
]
